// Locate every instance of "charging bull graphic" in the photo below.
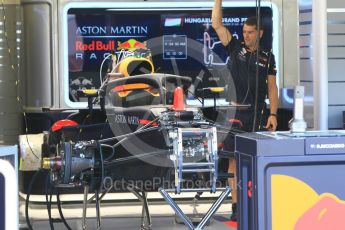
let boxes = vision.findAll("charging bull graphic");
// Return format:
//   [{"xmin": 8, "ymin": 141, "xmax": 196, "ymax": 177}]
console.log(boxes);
[
  {"xmin": 272, "ymin": 174, "xmax": 345, "ymax": 230},
  {"xmin": 295, "ymin": 194, "xmax": 345, "ymax": 230},
  {"xmin": 117, "ymin": 38, "xmax": 147, "ymax": 51}
]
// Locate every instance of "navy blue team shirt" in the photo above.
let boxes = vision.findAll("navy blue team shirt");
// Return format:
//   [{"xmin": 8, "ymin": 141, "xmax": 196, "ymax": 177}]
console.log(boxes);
[{"xmin": 225, "ymin": 37, "xmax": 277, "ymax": 108}]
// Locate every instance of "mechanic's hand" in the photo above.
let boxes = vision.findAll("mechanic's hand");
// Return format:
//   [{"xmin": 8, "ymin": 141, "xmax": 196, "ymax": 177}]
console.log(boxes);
[{"xmin": 265, "ymin": 115, "xmax": 277, "ymax": 131}]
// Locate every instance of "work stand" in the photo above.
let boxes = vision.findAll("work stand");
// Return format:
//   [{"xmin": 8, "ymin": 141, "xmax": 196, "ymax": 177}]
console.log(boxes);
[
  {"xmin": 159, "ymin": 187, "xmax": 231, "ymax": 230},
  {"xmin": 126, "ymin": 184, "xmax": 152, "ymax": 230},
  {"xmin": 81, "ymin": 183, "xmax": 152, "ymax": 230}
]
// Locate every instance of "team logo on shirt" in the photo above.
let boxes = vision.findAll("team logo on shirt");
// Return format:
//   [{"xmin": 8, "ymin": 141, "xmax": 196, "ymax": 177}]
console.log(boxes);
[
  {"xmin": 256, "ymin": 61, "xmax": 267, "ymax": 68},
  {"xmin": 237, "ymin": 47, "xmax": 247, "ymax": 62},
  {"xmin": 261, "ymin": 50, "xmax": 269, "ymax": 56},
  {"xmin": 257, "ymin": 52, "xmax": 269, "ymax": 68},
  {"xmin": 259, "ymin": 56, "xmax": 267, "ymax": 62}
]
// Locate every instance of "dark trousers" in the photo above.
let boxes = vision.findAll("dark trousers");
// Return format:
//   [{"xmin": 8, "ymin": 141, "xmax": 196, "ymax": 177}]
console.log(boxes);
[
  {"xmin": 223, "ymin": 105, "xmax": 267, "ymax": 152},
  {"xmin": 235, "ymin": 106, "xmax": 267, "ymax": 132}
]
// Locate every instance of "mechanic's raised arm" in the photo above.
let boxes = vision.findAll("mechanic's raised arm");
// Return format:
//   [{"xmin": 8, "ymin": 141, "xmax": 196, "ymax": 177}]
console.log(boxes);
[{"xmin": 212, "ymin": 0, "xmax": 232, "ymax": 46}]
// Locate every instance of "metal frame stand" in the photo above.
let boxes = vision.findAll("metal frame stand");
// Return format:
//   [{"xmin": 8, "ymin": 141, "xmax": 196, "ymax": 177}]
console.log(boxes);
[
  {"xmin": 127, "ymin": 184, "xmax": 152, "ymax": 230},
  {"xmin": 160, "ymin": 127, "xmax": 230, "ymax": 229},
  {"xmin": 159, "ymin": 187, "xmax": 231, "ymax": 230},
  {"xmin": 82, "ymin": 185, "xmax": 89, "ymax": 230},
  {"xmin": 170, "ymin": 127, "xmax": 219, "ymax": 194},
  {"xmin": 174, "ymin": 191, "xmax": 205, "ymax": 225},
  {"xmin": 82, "ymin": 185, "xmax": 112, "ymax": 230},
  {"xmin": 95, "ymin": 189, "xmax": 102, "ymax": 230}
]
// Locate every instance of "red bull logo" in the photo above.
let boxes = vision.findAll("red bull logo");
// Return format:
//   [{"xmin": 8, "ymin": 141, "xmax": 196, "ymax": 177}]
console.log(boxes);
[
  {"xmin": 117, "ymin": 39, "xmax": 147, "ymax": 51},
  {"xmin": 295, "ymin": 194, "xmax": 345, "ymax": 230},
  {"xmin": 272, "ymin": 174, "xmax": 345, "ymax": 230},
  {"xmin": 75, "ymin": 40, "xmax": 115, "ymax": 51}
]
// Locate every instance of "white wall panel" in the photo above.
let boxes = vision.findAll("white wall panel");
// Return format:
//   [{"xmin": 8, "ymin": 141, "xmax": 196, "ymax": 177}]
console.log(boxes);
[
  {"xmin": 327, "ymin": 1, "xmax": 345, "ymax": 129},
  {"xmin": 328, "ymin": 47, "xmax": 345, "ymax": 58},
  {"xmin": 282, "ymin": 0, "xmax": 300, "ymax": 87},
  {"xmin": 299, "ymin": 8, "xmax": 312, "ymax": 79},
  {"xmin": 329, "ymin": 83, "xmax": 345, "ymax": 105},
  {"xmin": 329, "ymin": 59, "xmax": 345, "ymax": 81},
  {"xmin": 298, "ymin": 0, "xmax": 345, "ymax": 129},
  {"xmin": 300, "ymin": 35, "xmax": 311, "ymax": 46},
  {"xmin": 328, "ymin": 2, "xmax": 345, "ymax": 8},
  {"xmin": 300, "ymin": 59, "xmax": 313, "ymax": 81},
  {"xmin": 300, "ymin": 47, "xmax": 312, "ymax": 58},
  {"xmin": 328, "ymin": 12, "xmax": 345, "ymax": 21},
  {"xmin": 300, "ymin": 24, "xmax": 312, "ymax": 34},
  {"xmin": 299, "ymin": 12, "xmax": 312, "ymax": 22},
  {"xmin": 328, "ymin": 35, "xmax": 345, "ymax": 45},
  {"xmin": 300, "ymin": 81, "xmax": 314, "ymax": 128},
  {"xmin": 328, "ymin": 24, "xmax": 345, "ymax": 34},
  {"xmin": 299, "ymin": 2, "xmax": 313, "ymax": 128}
]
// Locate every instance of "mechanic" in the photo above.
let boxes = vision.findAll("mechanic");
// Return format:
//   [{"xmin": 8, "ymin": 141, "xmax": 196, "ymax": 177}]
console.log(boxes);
[{"xmin": 212, "ymin": 0, "xmax": 279, "ymax": 222}]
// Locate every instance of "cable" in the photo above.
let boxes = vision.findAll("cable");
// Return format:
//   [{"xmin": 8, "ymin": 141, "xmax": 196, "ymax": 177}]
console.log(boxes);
[
  {"xmin": 98, "ymin": 126, "xmax": 158, "ymax": 144},
  {"xmin": 252, "ymin": 0, "xmax": 262, "ymax": 132},
  {"xmin": 99, "ymin": 53, "xmax": 113, "ymax": 85},
  {"xmin": 113, "ymin": 116, "xmax": 160, "ymax": 146},
  {"xmin": 109, "ymin": 49, "xmax": 134, "ymax": 74},
  {"xmin": 99, "ymin": 48, "xmax": 133, "ymax": 86},
  {"xmin": 92, "ymin": 49, "xmax": 134, "ymax": 107},
  {"xmin": 98, "ymin": 118, "xmax": 108, "ymax": 140},
  {"xmin": 56, "ymin": 189, "xmax": 72, "ymax": 230},
  {"xmin": 112, "ymin": 126, "xmax": 159, "ymax": 148},
  {"xmin": 239, "ymin": 52, "xmax": 254, "ymax": 106},
  {"xmin": 98, "ymin": 117, "xmax": 160, "ymax": 144},
  {"xmin": 23, "ymin": 112, "xmax": 40, "ymax": 159},
  {"xmin": 187, "ymin": 89, "xmax": 203, "ymax": 104},
  {"xmin": 104, "ymin": 150, "xmax": 170, "ymax": 167},
  {"xmin": 74, "ymin": 113, "xmax": 91, "ymax": 142},
  {"xmin": 114, "ymin": 49, "xmax": 125, "ymax": 70},
  {"xmin": 110, "ymin": 50, "xmax": 134, "ymax": 74},
  {"xmin": 97, "ymin": 142, "xmax": 105, "ymax": 191},
  {"xmin": 25, "ymin": 169, "xmax": 44, "ymax": 230},
  {"xmin": 101, "ymin": 144, "xmax": 115, "ymax": 161},
  {"xmin": 45, "ymin": 174, "xmax": 55, "ymax": 230}
]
